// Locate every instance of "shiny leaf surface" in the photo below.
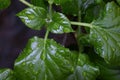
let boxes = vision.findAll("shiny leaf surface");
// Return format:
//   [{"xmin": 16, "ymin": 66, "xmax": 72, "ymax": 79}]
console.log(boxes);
[
  {"xmin": 17, "ymin": 7, "xmax": 47, "ymax": 30},
  {"xmin": 14, "ymin": 37, "xmax": 73, "ymax": 80},
  {"xmin": 96, "ymin": 59, "xmax": 120, "ymax": 80},
  {"xmin": 68, "ymin": 54, "xmax": 100, "ymax": 80},
  {"xmin": 0, "ymin": 69, "xmax": 15, "ymax": 80},
  {"xmin": 92, "ymin": 2, "xmax": 120, "ymax": 28},
  {"xmin": 0, "ymin": 0, "xmax": 10, "ymax": 10},
  {"xmin": 48, "ymin": 12, "xmax": 74, "ymax": 34},
  {"xmin": 90, "ymin": 2, "xmax": 120, "ymax": 65}
]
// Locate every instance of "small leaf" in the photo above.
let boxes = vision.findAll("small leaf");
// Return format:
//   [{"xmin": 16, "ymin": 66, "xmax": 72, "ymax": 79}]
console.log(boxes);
[
  {"xmin": 67, "ymin": 53, "xmax": 100, "ymax": 80},
  {"xmin": 0, "ymin": 69, "xmax": 15, "ymax": 80},
  {"xmin": 0, "ymin": 0, "xmax": 10, "ymax": 10},
  {"xmin": 48, "ymin": 12, "xmax": 74, "ymax": 34},
  {"xmin": 90, "ymin": 2, "xmax": 120, "ymax": 65},
  {"xmin": 14, "ymin": 37, "xmax": 73, "ymax": 80},
  {"xmin": 17, "ymin": 7, "xmax": 47, "ymax": 30}
]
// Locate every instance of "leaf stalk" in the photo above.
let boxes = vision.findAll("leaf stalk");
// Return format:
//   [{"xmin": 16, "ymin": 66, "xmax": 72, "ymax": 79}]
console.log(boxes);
[
  {"xmin": 20, "ymin": 0, "xmax": 33, "ymax": 7},
  {"xmin": 71, "ymin": 21, "xmax": 93, "ymax": 28}
]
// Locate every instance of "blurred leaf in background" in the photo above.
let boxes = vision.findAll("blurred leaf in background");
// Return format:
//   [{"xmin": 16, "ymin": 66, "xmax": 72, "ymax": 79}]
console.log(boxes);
[{"xmin": 0, "ymin": 0, "xmax": 11, "ymax": 10}]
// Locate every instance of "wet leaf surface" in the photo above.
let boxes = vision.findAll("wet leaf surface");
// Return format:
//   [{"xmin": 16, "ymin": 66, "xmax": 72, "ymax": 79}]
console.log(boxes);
[
  {"xmin": 0, "ymin": 69, "xmax": 15, "ymax": 80},
  {"xmin": 14, "ymin": 37, "xmax": 73, "ymax": 80},
  {"xmin": 17, "ymin": 7, "xmax": 47, "ymax": 30},
  {"xmin": 48, "ymin": 12, "xmax": 74, "ymax": 34},
  {"xmin": 90, "ymin": 2, "xmax": 120, "ymax": 65},
  {"xmin": 0, "ymin": 0, "xmax": 10, "ymax": 10},
  {"xmin": 67, "ymin": 53, "xmax": 100, "ymax": 80}
]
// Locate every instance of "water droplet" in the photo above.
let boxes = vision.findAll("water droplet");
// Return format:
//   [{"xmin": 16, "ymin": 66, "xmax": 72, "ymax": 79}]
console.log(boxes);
[
  {"xmin": 101, "ymin": 50, "xmax": 105, "ymax": 57},
  {"xmin": 31, "ymin": 42, "xmax": 38, "ymax": 50},
  {"xmin": 45, "ymin": 18, "xmax": 52, "ymax": 23},
  {"xmin": 25, "ymin": 19, "xmax": 31, "ymax": 23}
]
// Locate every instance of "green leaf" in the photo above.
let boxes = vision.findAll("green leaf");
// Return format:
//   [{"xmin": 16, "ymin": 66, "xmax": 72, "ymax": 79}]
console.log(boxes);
[
  {"xmin": 53, "ymin": 0, "xmax": 72, "ymax": 4},
  {"xmin": 48, "ymin": 0, "xmax": 54, "ymax": 4},
  {"xmin": 117, "ymin": 0, "xmax": 120, "ymax": 5},
  {"xmin": 96, "ymin": 59, "xmax": 120, "ymax": 80},
  {"xmin": 78, "ymin": 34, "xmax": 90, "ymax": 46},
  {"xmin": 17, "ymin": 7, "xmax": 47, "ymax": 30},
  {"xmin": 83, "ymin": 2, "xmax": 105, "ymax": 23},
  {"xmin": 31, "ymin": 0, "xmax": 47, "ymax": 9},
  {"xmin": 0, "ymin": 0, "xmax": 10, "ymax": 10},
  {"xmin": 48, "ymin": 12, "xmax": 74, "ymax": 34},
  {"xmin": 0, "ymin": 69, "xmax": 15, "ymax": 80},
  {"xmin": 92, "ymin": 2, "xmax": 120, "ymax": 28},
  {"xmin": 90, "ymin": 2, "xmax": 120, "ymax": 65},
  {"xmin": 68, "ymin": 53, "xmax": 100, "ymax": 80},
  {"xmin": 61, "ymin": 0, "xmax": 78, "ymax": 15},
  {"xmin": 14, "ymin": 37, "xmax": 73, "ymax": 80},
  {"xmin": 95, "ymin": 0, "xmax": 103, "ymax": 4},
  {"xmin": 61, "ymin": 0, "xmax": 96, "ymax": 15}
]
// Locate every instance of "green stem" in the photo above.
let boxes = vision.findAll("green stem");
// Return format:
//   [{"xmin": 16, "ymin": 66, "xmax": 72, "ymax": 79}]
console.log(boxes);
[
  {"xmin": 78, "ymin": 10, "xmax": 81, "ymax": 31},
  {"xmin": 44, "ymin": 30, "xmax": 49, "ymax": 47},
  {"xmin": 41, "ymin": 30, "xmax": 49, "ymax": 60},
  {"xmin": 20, "ymin": 0, "xmax": 33, "ymax": 7},
  {"xmin": 44, "ymin": 30, "xmax": 49, "ymax": 50},
  {"xmin": 41, "ymin": 2, "xmax": 53, "ymax": 60},
  {"xmin": 77, "ymin": 10, "xmax": 82, "ymax": 52},
  {"xmin": 49, "ymin": 3, "xmax": 52, "ymax": 19},
  {"xmin": 71, "ymin": 21, "xmax": 93, "ymax": 28}
]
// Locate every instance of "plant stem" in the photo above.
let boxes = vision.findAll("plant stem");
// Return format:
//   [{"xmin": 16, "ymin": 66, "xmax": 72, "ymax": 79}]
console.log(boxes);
[
  {"xmin": 71, "ymin": 21, "xmax": 93, "ymax": 28},
  {"xmin": 44, "ymin": 30, "xmax": 49, "ymax": 49},
  {"xmin": 49, "ymin": 3, "xmax": 52, "ymax": 19},
  {"xmin": 77, "ymin": 10, "xmax": 82, "ymax": 52},
  {"xmin": 41, "ymin": 30, "xmax": 49, "ymax": 60},
  {"xmin": 20, "ymin": 0, "xmax": 33, "ymax": 7},
  {"xmin": 41, "ymin": 2, "xmax": 53, "ymax": 60},
  {"xmin": 78, "ymin": 10, "xmax": 81, "ymax": 32}
]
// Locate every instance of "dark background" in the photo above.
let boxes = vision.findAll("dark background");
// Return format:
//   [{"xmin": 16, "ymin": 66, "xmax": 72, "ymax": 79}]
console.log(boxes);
[{"xmin": 0, "ymin": 0, "xmax": 77, "ymax": 69}]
